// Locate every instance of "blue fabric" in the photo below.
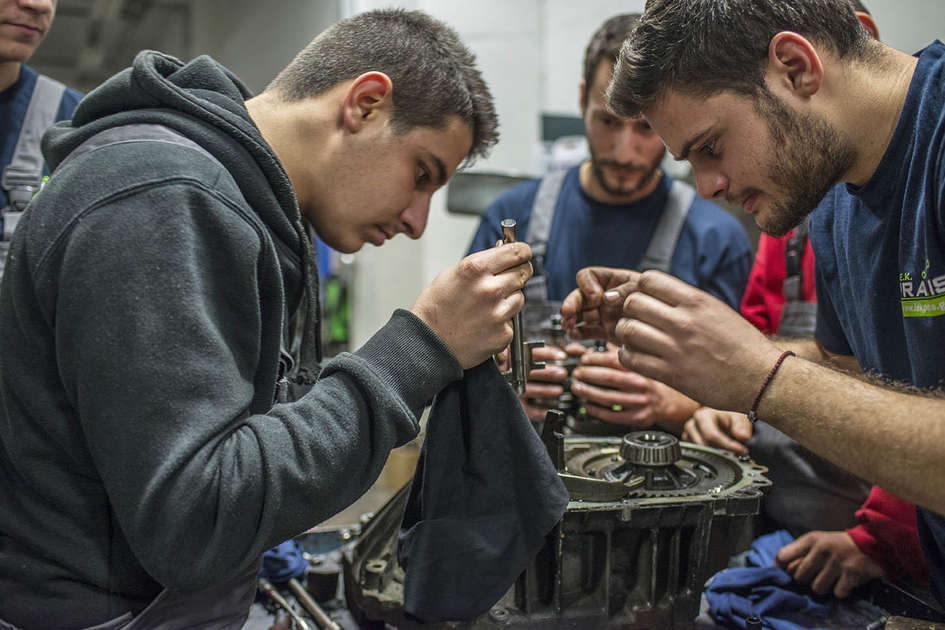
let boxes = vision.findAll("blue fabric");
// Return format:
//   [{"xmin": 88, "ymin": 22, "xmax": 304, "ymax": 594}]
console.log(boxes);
[
  {"xmin": 745, "ymin": 529, "xmax": 794, "ymax": 568},
  {"xmin": 258, "ymin": 540, "xmax": 307, "ymax": 584},
  {"xmin": 809, "ymin": 40, "xmax": 945, "ymax": 606},
  {"xmin": 706, "ymin": 530, "xmax": 833, "ymax": 630},
  {"xmin": 467, "ymin": 168, "xmax": 752, "ymax": 309},
  {"xmin": 0, "ymin": 64, "xmax": 82, "ymax": 209}
]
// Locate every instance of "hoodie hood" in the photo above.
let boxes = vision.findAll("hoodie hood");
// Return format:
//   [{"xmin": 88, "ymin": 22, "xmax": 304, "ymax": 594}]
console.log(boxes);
[{"xmin": 44, "ymin": 50, "xmax": 322, "ymax": 379}]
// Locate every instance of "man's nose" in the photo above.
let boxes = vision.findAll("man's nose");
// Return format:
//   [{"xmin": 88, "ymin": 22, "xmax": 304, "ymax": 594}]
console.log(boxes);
[
  {"xmin": 401, "ymin": 192, "xmax": 432, "ymax": 239},
  {"xmin": 612, "ymin": 127, "xmax": 643, "ymax": 163},
  {"xmin": 19, "ymin": 0, "xmax": 54, "ymax": 14},
  {"xmin": 694, "ymin": 167, "xmax": 727, "ymax": 200}
]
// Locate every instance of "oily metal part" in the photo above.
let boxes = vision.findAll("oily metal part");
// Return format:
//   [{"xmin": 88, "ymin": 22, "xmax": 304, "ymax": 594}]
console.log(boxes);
[{"xmin": 563, "ymin": 434, "xmax": 769, "ymax": 500}]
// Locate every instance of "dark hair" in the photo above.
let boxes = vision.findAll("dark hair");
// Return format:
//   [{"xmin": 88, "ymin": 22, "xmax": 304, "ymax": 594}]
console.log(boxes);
[
  {"xmin": 583, "ymin": 14, "xmax": 640, "ymax": 103},
  {"xmin": 852, "ymin": 1, "xmax": 870, "ymax": 14},
  {"xmin": 608, "ymin": 0, "xmax": 874, "ymax": 117},
  {"xmin": 268, "ymin": 9, "xmax": 498, "ymax": 163}
]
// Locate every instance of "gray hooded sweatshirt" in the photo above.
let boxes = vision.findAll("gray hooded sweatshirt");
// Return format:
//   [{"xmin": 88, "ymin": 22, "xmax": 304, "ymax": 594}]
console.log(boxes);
[{"xmin": 0, "ymin": 51, "xmax": 461, "ymax": 628}]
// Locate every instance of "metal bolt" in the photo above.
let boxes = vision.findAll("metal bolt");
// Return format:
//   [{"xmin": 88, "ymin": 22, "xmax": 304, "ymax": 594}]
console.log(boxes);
[{"xmin": 489, "ymin": 606, "xmax": 510, "ymax": 623}]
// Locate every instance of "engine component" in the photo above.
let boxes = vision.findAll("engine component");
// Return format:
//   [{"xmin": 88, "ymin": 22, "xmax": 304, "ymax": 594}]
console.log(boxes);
[
  {"xmin": 342, "ymin": 422, "xmax": 770, "ymax": 629},
  {"xmin": 498, "ymin": 218, "xmax": 545, "ymax": 394}
]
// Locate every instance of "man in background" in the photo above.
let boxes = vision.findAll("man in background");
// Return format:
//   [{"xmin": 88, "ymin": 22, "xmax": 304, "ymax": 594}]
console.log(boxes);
[{"xmin": 469, "ymin": 13, "xmax": 751, "ymax": 428}]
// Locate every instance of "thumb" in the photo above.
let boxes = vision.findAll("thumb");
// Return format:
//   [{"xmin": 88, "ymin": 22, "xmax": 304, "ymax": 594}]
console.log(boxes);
[
  {"xmin": 574, "ymin": 267, "xmax": 607, "ymax": 307},
  {"xmin": 729, "ymin": 414, "xmax": 754, "ymax": 441}
]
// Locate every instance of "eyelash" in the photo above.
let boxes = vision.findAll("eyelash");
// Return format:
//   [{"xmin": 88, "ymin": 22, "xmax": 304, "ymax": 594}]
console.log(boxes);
[
  {"xmin": 698, "ymin": 139, "xmax": 719, "ymax": 158},
  {"xmin": 417, "ymin": 166, "xmax": 431, "ymax": 186}
]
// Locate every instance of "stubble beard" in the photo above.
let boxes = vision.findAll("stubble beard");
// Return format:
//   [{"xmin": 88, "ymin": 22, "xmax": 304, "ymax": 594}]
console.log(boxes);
[
  {"xmin": 589, "ymin": 149, "xmax": 664, "ymax": 200},
  {"xmin": 755, "ymin": 91, "xmax": 856, "ymax": 238}
]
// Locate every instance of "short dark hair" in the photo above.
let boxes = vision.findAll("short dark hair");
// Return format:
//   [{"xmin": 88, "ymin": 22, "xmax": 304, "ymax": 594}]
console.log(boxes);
[
  {"xmin": 268, "ymin": 9, "xmax": 498, "ymax": 163},
  {"xmin": 608, "ymin": 0, "xmax": 874, "ymax": 117},
  {"xmin": 852, "ymin": 1, "xmax": 870, "ymax": 14},
  {"xmin": 582, "ymin": 14, "xmax": 640, "ymax": 103}
]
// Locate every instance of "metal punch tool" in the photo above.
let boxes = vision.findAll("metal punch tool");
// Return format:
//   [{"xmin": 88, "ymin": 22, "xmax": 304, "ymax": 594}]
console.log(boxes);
[{"xmin": 499, "ymin": 218, "xmax": 544, "ymax": 394}]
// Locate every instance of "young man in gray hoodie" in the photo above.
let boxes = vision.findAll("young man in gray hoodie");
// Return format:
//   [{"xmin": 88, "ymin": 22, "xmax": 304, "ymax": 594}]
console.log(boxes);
[{"xmin": 0, "ymin": 9, "xmax": 530, "ymax": 628}]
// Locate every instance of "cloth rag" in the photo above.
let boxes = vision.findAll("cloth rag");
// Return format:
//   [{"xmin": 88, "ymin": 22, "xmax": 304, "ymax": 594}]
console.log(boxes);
[
  {"xmin": 258, "ymin": 539, "xmax": 307, "ymax": 584},
  {"xmin": 706, "ymin": 530, "xmax": 834, "ymax": 630},
  {"xmin": 398, "ymin": 360, "xmax": 569, "ymax": 622}
]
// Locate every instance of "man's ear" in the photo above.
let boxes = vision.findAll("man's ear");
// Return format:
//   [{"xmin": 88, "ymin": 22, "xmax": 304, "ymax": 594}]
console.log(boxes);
[
  {"xmin": 856, "ymin": 11, "xmax": 880, "ymax": 41},
  {"xmin": 579, "ymin": 79, "xmax": 587, "ymax": 113},
  {"xmin": 767, "ymin": 32, "xmax": 823, "ymax": 99},
  {"xmin": 341, "ymin": 71, "xmax": 393, "ymax": 133}
]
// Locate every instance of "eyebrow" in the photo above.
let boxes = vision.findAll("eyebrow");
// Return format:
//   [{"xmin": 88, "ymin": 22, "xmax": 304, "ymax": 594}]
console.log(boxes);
[
  {"xmin": 672, "ymin": 127, "xmax": 714, "ymax": 162},
  {"xmin": 425, "ymin": 151, "xmax": 447, "ymax": 187}
]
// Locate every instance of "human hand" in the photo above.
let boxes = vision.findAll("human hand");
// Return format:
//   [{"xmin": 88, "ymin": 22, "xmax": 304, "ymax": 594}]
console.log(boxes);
[
  {"xmin": 682, "ymin": 407, "xmax": 753, "ymax": 455},
  {"xmin": 614, "ymin": 270, "xmax": 783, "ymax": 412},
  {"xmin": 776, "ymin": 531, "xmax": 885, "ymax": 598},
  {"xmin": 570, "ymin": 343, "xmax": 699, "ymax": 427},
  {"xmin": 561, "ymin": 267, "xmax": 640, "ymax": 341},
  {"xmin": 518, "ymin": 343, "xmax": 587, "ymax": 421},
  {"xmin": 411, "ymin": 242, "xmax": 532, "ymax": 369}
]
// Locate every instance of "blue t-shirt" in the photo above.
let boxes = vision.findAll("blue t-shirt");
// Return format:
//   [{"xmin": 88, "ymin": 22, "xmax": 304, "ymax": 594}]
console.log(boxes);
[
  {"xmin": 467, "ymin": 167, "xmax": 752, "ymax": 309},
  {"xmin": 811, "ymin": 41, "xmax": 945, "ymax": 606},
  {"xmin": 0, "ymin": 64, "xmax": 83, "ymax": 209}
]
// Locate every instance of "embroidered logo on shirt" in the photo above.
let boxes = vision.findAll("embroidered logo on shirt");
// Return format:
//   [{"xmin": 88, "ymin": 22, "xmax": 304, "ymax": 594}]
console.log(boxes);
[{"xmin": 900, "ymin": 259, "xmax": 945, "ymax": 317}]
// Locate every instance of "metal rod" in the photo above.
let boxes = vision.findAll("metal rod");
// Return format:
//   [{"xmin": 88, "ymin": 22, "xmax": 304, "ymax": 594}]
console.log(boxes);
[
  {"xmin": 500, "ymin": 218, "xmax": 528, "ymax": 394},
  {"xmin": 287, "ymin": 577, "xmax": 342, "ymax": 630},
  {"xmin": 258, "ymin": 578, "xmax": 311, "ymax": 630}
]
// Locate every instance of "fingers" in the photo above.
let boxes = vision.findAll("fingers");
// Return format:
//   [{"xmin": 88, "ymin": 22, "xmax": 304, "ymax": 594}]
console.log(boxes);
[
  {"xmin": 560, "ymin": 288, "xmax": 585, "ymax": 327},
  {"xmin": 621, "ymin": 290, "xmax": 684, "ymax": 333},
  {"xmin": 809, "ymin": 559, "xmax": 841, "ymax": 595},
  {"xmin": 527, "ymin": 364, "xmax": 569, "ymax": 385},
  {"xmin": 468, "ymin": 241, "xmax": 533, "ymax": 273},
  {"xmin": 682, "ymin": 418, "xmax": 704, "ymax": 445},
  {"xmin": 779, "ymin": 536, "xmax": 831, "ymax": 589},
  {"xmin": 530, "ymin": 345, "xmax": 568, "ymax": 362},
  {"xmin": 729, "ymin": 413, "xmax": 753, "ymax": 442},
  {"xmin": 615, "ymin": 317, "xmax": 677, "ymax": 365},
  {"xmin": 683, "ymin": 408, "xmax": 751, "ymax": 455},
  {"xmin": 573, "ymin": 267, "xmax": 606, "ymax": 304},
  {"xmin": 578, "ymin": 349, "xmax": 624, "ymax": 370},
  {"xmin": 564, "ymin": 342, "xmax": 588, "ymax": 357},
  {"xmin": 562, "ymin": 266, "xmax": 639, "ymax": 330},
  {"xmin": 635, "ymin": 269, "xmax": 698, "ymax": 307},
  {"xmin": 523, "ymin": 381, "xmax": 565, "ymax": 399},
  {"xmin": 833, "ymin": 572, "xmax": 864, "ymax": 599},
  {"xmin": 572, "ymin": 364, "xmax": 646, "ymax": 391},
  {"xmin": 571, "ymin": 378, "xmax": 648, "ymax": 408},
  {"xmin": 776, "ymin": 535, "xmax": 813, "ymax": 568}
]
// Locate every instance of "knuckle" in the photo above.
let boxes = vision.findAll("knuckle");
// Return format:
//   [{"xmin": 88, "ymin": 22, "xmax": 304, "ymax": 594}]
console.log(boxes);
[{"xmin": 458, "ymin": 257, "xmax": 487, "ymax": 279}]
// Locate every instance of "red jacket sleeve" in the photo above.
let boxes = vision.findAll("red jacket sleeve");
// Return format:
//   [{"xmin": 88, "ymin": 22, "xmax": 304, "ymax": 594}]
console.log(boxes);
[
  {"xmin": 847, "ymin": 486, "xmax": 930, "ymax": 582},
  {"xmin": 741, "ymin": 233, "xmax": 788, "ymax": 334},
  {"xmin": 740, "ymin": 231, "xmax": 817, "ymax": 334}
]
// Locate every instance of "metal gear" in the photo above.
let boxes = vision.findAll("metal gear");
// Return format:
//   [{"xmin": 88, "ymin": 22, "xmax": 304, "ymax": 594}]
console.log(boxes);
[{"xmin": 564, "ymin": 432, "xmax": 764, "ymax": 500}]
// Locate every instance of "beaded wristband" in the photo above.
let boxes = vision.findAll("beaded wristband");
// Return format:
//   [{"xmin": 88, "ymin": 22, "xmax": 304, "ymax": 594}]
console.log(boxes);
[{"xmin": 747, "ymin": 350, "xmax": 795, "ymax": 423}]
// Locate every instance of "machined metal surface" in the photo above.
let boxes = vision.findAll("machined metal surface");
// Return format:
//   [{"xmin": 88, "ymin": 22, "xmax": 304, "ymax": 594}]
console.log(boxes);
[{"xmin": 342, "ymin": 429, "xmax": 771, "ymax": 629}]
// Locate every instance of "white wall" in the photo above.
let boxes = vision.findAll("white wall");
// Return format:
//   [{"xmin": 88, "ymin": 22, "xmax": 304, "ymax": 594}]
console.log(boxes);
[{"xmin": 190, "ymin": 0, "xmax": 340, "ymax": 94}]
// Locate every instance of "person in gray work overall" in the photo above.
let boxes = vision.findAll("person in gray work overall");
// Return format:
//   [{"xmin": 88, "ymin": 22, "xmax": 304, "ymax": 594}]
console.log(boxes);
[
  {"xmin": 0, "ymin": 0, "xmax": 81, "ymax": 280},
  {"xmin": 468, "ymin": 13, "xmax": 752, "ymax": 429},
  {"xmin": 0, "ymin": 9, "xmax": 531, "ymax": 629}
]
